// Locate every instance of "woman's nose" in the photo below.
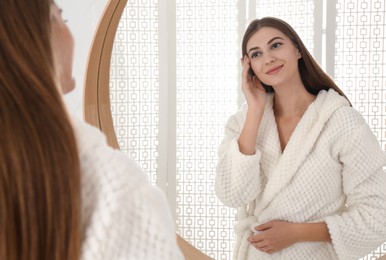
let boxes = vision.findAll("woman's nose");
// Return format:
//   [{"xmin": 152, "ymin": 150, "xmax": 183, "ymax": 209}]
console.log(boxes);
[{"xmin": 264, "ymin": 53, "xmax": 276, "ymax": 65}]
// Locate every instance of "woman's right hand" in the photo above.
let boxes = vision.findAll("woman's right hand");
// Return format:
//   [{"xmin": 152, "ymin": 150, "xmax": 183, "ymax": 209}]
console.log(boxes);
[
  {"xmin": 237, "ymin": 56, "xmax": 267, "ymax": 155},
  {"xmin": 241, "ymin": 56, "xmax": 267, "ymax": 112}
]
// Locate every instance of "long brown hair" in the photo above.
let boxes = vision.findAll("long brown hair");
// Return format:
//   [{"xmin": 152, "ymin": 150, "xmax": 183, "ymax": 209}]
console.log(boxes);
[
  {"xmin": 242, "ymin": 17, "xmax": 350, "ymax": 104},
  {"xmin": 0, "ymin": 0, "xmax": 81, "ymax": 259}
]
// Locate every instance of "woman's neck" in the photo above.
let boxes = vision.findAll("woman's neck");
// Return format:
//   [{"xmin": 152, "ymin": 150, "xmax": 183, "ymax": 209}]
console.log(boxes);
[{"xmin": 273, "ymin": 85, "xmax": 316, "ymax": 118}]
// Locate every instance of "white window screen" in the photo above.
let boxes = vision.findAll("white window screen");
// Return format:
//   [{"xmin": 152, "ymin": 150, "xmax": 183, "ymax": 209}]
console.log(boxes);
[
  {"xmin": 110, "ymin": 0, "xmax": 159, "ymax": 186},
  {"xmin": 335, "ymin": 0, "xmax": 386, "ymax": 150},
  {"xmin": 109, "ymin": 0, "xmax": 386, "ymax": 259},
  {"xmin": 176, "ymin": 1, "xmax": 239, "ymax": 259}
]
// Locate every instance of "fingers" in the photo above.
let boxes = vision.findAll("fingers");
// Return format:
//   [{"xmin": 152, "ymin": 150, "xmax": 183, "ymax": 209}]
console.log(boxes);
[
  {"xmin": 255, "ymin": 221, "xmax": 274, "ymax": 231},
  {"xmin": 248, "ymin": 234, "xmax": 263, "ymax": 243},
  {"xmin": 240, "ymin": 55, "xmax": 249, "ymax": 65},
  {"xmin": 241, "ymin": 56, "xmax": 264, "ymax": 90},
  {"xmin": 255, "ymin": 223, "xmax": 267, "ymax": 231},
  {"xmin": 249, "ymin": 233, "xmax": 275, "ymax": 254},
  {"xmin": 252, "ymin": 75, "xmax": 265, "ymax": 91},
  {"xmin": 252, "ymin": 241, "xmax": 267, "ymax": 249},
  {"xmin": 251, "ymin": 241, "xmax": 274, "ymax": 254},
  {"xmin": 241, "ymin": 55, "xmax": 250, "ymax": 79}
]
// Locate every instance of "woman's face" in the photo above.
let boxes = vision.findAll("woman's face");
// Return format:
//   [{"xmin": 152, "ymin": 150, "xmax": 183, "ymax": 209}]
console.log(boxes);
[
  {"xmin": 246, "ymin": 27, "xmax": 301, "ymax": 88},
  {"xmin": 50, "ymin": 2, "xmax": 75, "ymax": 94}
]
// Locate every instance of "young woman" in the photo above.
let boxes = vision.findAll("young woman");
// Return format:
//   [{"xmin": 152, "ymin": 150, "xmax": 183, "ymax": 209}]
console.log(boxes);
[
  {"xmin": 0, "ymin": 1, "xmax": 183, "ymax": 259},
  {"xmin": 215, "ymin": 17, "xmax": 386, "ymax": 260}
]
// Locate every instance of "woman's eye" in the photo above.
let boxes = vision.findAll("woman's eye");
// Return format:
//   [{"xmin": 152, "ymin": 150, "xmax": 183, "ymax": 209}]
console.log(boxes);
[
  {"xmin": 272, "ymin": 42, "xmax": 282, "ymax": 49},
  {"xmin": 251, "ymin": 52, "xmax": 262, "ymax": 58}
]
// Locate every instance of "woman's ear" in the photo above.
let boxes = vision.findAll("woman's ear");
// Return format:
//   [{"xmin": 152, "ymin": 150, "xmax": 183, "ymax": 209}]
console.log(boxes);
[{"xmin": 297, "ymin": 50, "xmax": 302, "ymax": 59}]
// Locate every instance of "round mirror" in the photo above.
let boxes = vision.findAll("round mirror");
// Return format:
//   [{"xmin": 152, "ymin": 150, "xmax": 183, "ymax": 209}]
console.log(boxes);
[
  {"xmin": 84, "ymin": 0, "xmax": 238, "ymax": 259},
  {"xmin": 84, "ymin": 0, "xmax": 386, "ymax": 259}
]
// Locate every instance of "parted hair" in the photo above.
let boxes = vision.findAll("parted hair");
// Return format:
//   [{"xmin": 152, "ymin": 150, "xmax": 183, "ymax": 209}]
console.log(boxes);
[
  {"xmin": 242, "ymin": 17, "xmax": 350, "ymax": 104},
  {"xmin": 0, "ymin": 0, "xmax": 81, "ymax": 259}
]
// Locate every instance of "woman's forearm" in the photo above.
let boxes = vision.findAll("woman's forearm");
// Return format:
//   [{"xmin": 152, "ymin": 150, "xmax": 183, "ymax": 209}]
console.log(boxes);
[
  {"xmin": 238, "ymin": 108, "xmax": 264, "ymax": 155},
  {"xmin": 296, "ymin": 222, "xmax": 332, "ymax": 243}
]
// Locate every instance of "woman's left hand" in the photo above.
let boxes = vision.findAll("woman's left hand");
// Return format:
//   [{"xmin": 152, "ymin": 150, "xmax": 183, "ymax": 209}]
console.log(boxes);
[{"xmin": 248, "ymin": 220, "xmax": 300, "ymax": 254}]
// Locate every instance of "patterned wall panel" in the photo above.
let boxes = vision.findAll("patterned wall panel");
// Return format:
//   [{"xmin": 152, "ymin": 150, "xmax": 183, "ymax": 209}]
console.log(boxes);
[
  {"xmin": 110, "ymin": 0, "xmax": 159, "ymax": 185},
  {"xmin": 176, "ymin": 1, "xmax": 239, "ymax": 259},
  {"xmin": 335, "ymin": 0, "xmax": 386, "ymax": 152}
]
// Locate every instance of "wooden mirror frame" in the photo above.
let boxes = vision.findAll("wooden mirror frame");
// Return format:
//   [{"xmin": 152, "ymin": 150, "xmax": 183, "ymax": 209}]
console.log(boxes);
[{"xmin": 83, "ymin": 0, "xmax": 214, "ymax": 259}]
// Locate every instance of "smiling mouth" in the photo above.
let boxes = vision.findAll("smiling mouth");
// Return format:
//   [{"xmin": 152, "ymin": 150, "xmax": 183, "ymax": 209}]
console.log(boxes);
[{"xmin": 266, "ymin": 65, "xmax": 283, "ymax": 75}]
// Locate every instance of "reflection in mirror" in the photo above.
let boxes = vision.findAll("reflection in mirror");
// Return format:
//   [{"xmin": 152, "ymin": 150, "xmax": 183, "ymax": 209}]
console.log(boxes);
[
  {"xmin": 87, "ymin": 0, "xmax": 386, "ymax": 259},
  {"xmin": 109, "ymin": 1, "xmax": 238, "ymax": 259}
]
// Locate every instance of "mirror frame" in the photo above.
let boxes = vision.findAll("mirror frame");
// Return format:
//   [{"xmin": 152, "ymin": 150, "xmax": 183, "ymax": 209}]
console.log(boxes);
[{"xmin": 83, "ymin": 0, "xmax": 214, "ymax": 259}]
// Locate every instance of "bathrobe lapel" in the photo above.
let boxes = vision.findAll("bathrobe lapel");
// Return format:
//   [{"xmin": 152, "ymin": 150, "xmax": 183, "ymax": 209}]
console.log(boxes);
[
  {"xmin": 257, "ymin": 94, "xmax": 282, "ymax": 179},
  {"xmin": 254, "ymin": 89, "xmax": 349, "ymax": 215}
]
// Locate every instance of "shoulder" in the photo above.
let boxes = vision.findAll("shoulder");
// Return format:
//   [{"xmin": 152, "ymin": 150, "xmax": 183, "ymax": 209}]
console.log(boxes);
[
  {"xmin": 70, "ymin": 115, "xmax": 149, "ymax": 194},
  {"xmin": 326, "ymin": 104, "xmax": 382, "ymax": 159},
  {"xmin": 328, "ymin": 105, "xmax": 367, "ymax": 135},
  {"xmin": 70, "ymin": 117, "xmax": 182, "ymax": 259},
  {"xmin": 70, "ymin": 116, "xmax": 108, "ymax": 153},
  {"xmin": 315, "ymin": 89, "xmax": 366, "ymax": 134},
  {"xmin": 70, "ymin": 117, "xmax": 157, "ymax": 227}
]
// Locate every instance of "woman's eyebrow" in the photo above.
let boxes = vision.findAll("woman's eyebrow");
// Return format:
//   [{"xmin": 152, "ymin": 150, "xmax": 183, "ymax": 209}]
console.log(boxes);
[
  {"xmin": 267, "ymin": 36, "xmax": 284, "ymax": 44},
  {"xmin": 248, "ymin": 36, "xmax": 285, "ymax": 55}
]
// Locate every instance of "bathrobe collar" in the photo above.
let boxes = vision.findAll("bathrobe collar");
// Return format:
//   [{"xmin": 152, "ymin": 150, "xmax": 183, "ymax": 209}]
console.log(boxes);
[{"xmin": 254, "ymin": 89, "xmax": 350, "ymax": 215}]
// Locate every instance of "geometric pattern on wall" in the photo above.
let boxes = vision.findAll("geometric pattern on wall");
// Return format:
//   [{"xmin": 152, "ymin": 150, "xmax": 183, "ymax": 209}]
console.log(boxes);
[
  {"xmin": 176, "ymin": 1, "xmax": 239, "ymax": 259},
  {"xmin": 110, "ymin": 1, "xmax": 159, "ymax": 185},
  {"xmin": 335, "ymin": 0, "xmax": 386, "ymax": 154}
]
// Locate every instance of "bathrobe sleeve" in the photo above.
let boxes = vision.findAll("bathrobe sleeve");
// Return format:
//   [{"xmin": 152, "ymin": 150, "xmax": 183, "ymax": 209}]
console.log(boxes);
[
  {"xmin": 215, "ymin": 105, "xmax": 264, "ymax": 208},
  {"xmin": 73, "ymin": 118, "xmax": 184, "ymax": 260},
  {"xmin": 81, "ymin": 150, "xmax": 184, "ymax": 260},
  {"xmin": 325, "ymin": 119, "xmax": 386, "ymax": 260}
]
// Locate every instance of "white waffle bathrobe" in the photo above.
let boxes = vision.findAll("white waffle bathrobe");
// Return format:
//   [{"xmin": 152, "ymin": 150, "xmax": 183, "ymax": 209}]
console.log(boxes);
[
  {"xmin": 216, "ymin": 89, "xmax": 386, "ymax": 260},
  {"xmin": 70, "ymin": 117, "xmax": 184, "ymax": 260}
]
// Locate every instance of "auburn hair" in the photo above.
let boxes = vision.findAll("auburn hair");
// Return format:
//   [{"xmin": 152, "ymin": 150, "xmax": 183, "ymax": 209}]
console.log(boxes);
[
  {"xmin": 242, "ymin": 17, "xmax": 350, "ymax": 104},
  {"xmin": 0, "ymin": 0, "xmax": 81, "ymax": 259}
]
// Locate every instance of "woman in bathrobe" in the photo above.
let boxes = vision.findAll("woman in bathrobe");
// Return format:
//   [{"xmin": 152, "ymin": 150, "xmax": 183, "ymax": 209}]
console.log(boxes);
[
  {"xmin": 0, "ymin": 1, "xmax": 183, "ymax": 259},
  {"xmin": 215, "ymin": 17, "xmax": 386, "ymax": 260}
]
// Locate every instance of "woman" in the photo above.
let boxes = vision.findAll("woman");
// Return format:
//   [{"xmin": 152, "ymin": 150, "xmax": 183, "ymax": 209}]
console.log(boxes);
[
  {"xmin": 0, "ymin": 1, "xmax": 183, "ymax": 259},
  {"xmin": 215, "ymin": 17, "xmax": 386, "ymax": 260}
]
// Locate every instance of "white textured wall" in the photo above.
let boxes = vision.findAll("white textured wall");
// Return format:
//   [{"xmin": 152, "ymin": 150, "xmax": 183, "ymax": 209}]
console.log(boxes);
[{"xmin": 56, "ymin": 0, "xmax": 109, "ymax": 118}]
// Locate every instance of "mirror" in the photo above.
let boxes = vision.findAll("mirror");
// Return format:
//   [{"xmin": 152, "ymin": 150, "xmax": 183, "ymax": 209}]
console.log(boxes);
[
  {"xmin": 84, "ymin": 0, "xmax": 216, "ymax": 259},
  {"xmin": 84, "ymin": 0, "xmax": 386, "ymax": 259}
]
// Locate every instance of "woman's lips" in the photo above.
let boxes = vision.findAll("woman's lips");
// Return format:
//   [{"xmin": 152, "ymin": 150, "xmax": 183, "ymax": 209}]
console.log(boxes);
[{"xmin": 266, "ymin": 65, "xmax": 283, "ymax": 75}]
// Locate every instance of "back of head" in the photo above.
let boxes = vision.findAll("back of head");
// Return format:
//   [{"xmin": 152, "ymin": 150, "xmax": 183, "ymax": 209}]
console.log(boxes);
[
  {"xmin": 0, "ymin": 0, "xmax": 81, "ymax": 259},
  {"xmin": 242, "ymin": 17, "xmax": 350, "ymax": 103}
]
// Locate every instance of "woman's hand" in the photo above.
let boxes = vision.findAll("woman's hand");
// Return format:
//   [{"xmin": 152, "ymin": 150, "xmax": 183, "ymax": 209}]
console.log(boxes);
[
  {"xmin": 237, "ymin": 56, "xmax": 268, "ymax": 155},
  {"xmin": 241, "ymin": 56, "xmax": 267, "ymax": 112},
  {"xmin": 248, "ymin": 220, "xmax": 300, "ymax": 254},
  {"xmin": 248, "ymin": 220, "xmax": 331, "ymax": 254}
]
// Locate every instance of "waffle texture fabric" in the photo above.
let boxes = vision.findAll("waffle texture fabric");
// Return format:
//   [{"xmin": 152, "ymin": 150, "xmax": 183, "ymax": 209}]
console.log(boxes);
[
  {"xmin": 71, "ymin": 117, "xmax": 184, "ymax": 260},
  {"xmin": 216, "ymin": 89, "xmax": 386, "ymax": 260}
]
